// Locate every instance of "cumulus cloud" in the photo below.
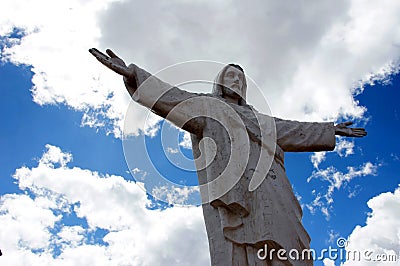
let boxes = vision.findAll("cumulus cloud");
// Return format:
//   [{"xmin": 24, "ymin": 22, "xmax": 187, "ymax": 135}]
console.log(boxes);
[
  {"xmin": 0, "ymin": 0, "xmax": 154, "ymax": 137},
  {"xmin": 39, "ymin": 144, "xmax": 73, "ymax": 167},
  {"xmin": 0, "ymin": 144, "xmax": 209, "ymax": 265},
  {"xmin": 97, "ymin": 0, "xmax": 400, "ymax": 122},
  {"xmin": 342, "ymin": 186, "xmax": 400, "ymax": 265},
  {"xmin": 1, "ymin": 0, "xmax": 400, "ymax": 137}
]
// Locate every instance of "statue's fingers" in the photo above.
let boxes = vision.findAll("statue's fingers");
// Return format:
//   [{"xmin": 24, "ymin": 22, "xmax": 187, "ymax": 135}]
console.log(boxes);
[
  {"xmin": 89, "ymin": 48, "xmax": 109, "ymax": 59},
  {"xmin": 343, "ymin": 121, "xmax": 353, "ymax": 126},
  {"xmin": 89, "ymin": 48, "xmax": 115, "ymax": 68},
  {"xmin": 106, "ymin": 49, "xmax": 119, "ymax": 59},
  {"xmin": 111, "ymin": 63, "xmax": 132, "ymax": 77},
  {"xmin": 89, "ymin": 48, "xmax": 130, "ymax": 76},
  {"xmin": 356, "ymin": 133, "xmax": 367, "ymax": 137},
  {"xmin": 353, "ymin": 129, "xmax": 367, "ymax": 136},
  {"xmin": 353, "ymin": 128, "xmax": 366, "ymax": 132},
  {"xmin": 95, "ymin": 54, "xmax": 113, "ymax": 67}
]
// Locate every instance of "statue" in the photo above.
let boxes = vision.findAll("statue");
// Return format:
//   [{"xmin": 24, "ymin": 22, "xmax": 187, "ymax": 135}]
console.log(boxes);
[{"xmin": 89, "ymin": 48, "xmax": 367, "ymax": 266}]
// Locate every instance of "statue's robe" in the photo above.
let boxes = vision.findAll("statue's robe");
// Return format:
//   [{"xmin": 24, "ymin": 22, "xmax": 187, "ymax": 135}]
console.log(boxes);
[{"xmin": 125, "ymin": 64, "xmax": 336, "ymax": 266}]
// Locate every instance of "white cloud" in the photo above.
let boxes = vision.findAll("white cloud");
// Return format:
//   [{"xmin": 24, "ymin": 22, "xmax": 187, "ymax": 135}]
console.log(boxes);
[
  {"xmin": 96, "ymin": 0, "xmax": 400, "ymax": 123},
  {"xmin": 323, "ymin": 258, "xmax": 336, "ymax": 266},
  {"xmin": 56, "ymin": 226, "xmax": 86, "ymax": 248},
  {"xmin": 348, "ymin": 184, "xmax": 362, "ymax": 199},
  {"xmin": 179, "ymin": 131, "xmax": 192, "ymax": 149},
  {"xmin": 328, "ymin": 230, "xmax": 340, "ymax": 245},
  {"xmin": 2, "ymin": 0, "xmax": 400, "ymax": 136},
  {"xmin": 293, "ymin": 189, "xmax": 303, "ymax": 207},
  {"xmin": 335, "ymin": 139, "xmax": 355, "ymax": 157},
  {"xmin": 310, "ymin": 151, "xmax": 327, "ymax": 169},
  {"xmin": 151, "ymin": 185, "xmax": 200, "ymax": 206},
  {"xmin": 167, "ymin": 147, "xmax": 179, "ymax": 154},
  {"xmin": 307, "ymin": 162, "xmax": 378, "ymax": 217},
  {"xmin": 0, "ymin": 145, "xmax": 209, "ymax": 265},
  {"xmin": 342, "ymin": 186, "xmax": 400, "ymax": 265},
  {"xmin": 0, "ymin": 0, "xmax": 151, "ymax": 138},
  {"xmin": 306, "ymin": 191, "xmax": 331, "ymax": 218},
  {"xmin": 310, "ymin": 139, "xmax": 355, "ymax": 169},
  {"xmin": 131, "ymin": 167, "xmax": 141, "ymax": 174},
  {"xmin": 0, "ymin": 194, "xmax": 61, "ymax": 250},
  {"xmin": 130, "ymin": 167, "xmax": 148, "ymax": 182},
  {"xmin": 305, "ymin": 191, "xmax": 319, "ymax": 214},
  {"xmin": 307, "ymin": 138, "xmax": 365, "ymax": 216},
  {"xmin": 39, "ymin": 144, "xmax": 72, "ymax": 167},
  {"xmin": 390, "ymin": 153, "xmax": 400, "ymax": 162}
]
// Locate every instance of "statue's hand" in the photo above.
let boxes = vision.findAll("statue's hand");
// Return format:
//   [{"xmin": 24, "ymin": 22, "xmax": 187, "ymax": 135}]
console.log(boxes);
[
  {"xmin": 89, "ymin": 48, "xmax": 132, "ymax": 77},
  {"xmin": 335, "ymin": 121, "xmax": 367, "ymax": 137}
]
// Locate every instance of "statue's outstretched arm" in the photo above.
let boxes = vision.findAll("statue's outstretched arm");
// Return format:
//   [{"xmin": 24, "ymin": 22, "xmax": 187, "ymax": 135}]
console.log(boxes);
[
  {"xmin": 274, "ymin": 118, "xmax": 367, "ymax": 152},
  {"xmin": 89, "ymin": 48, "xmax": 205, "ymax": 134}
]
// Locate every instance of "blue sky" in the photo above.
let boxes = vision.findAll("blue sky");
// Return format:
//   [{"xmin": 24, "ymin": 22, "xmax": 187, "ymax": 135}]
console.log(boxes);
[{"xmin": 1, "ymin": 1, "xmax": 400, "ymax": 265}]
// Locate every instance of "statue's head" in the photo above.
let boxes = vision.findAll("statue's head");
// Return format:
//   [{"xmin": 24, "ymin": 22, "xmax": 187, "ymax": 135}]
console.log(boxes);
[{"xmin": 213, "ymin": 64, "xmax": 247, "ymax": 105}]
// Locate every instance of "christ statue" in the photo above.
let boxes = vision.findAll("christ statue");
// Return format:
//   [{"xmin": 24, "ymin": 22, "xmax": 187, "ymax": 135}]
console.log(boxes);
[{"xmin": 89, "ymin": 48, "xmax": 366, "ymax": 266}]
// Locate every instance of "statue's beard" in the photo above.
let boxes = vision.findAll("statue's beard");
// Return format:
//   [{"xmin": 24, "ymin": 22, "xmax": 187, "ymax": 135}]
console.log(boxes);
[{"xmin": 222, "ymin": 86, "xmax": 244, "ymax": 101}]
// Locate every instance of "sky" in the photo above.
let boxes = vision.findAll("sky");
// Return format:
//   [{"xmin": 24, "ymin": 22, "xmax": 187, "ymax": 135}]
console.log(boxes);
[{"xmin": 0, "ymin": 0, "xmax": 399, "ymax": 265}]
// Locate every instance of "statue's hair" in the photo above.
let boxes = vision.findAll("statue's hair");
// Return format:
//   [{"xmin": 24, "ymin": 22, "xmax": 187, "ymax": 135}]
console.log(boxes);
[{"xmin": 212, "ymin": 64, "xmax": 247, "ymax": 106}]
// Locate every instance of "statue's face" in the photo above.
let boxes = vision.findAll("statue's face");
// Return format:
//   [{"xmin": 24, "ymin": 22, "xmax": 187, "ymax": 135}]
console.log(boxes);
[{"xmin": 222, "ymin": 66, "xmax": 244, "ymax": 99}]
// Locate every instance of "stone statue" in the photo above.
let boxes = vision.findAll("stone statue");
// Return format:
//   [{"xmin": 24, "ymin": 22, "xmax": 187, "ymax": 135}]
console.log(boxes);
[{"xmin": 89, "ymin": 48, "xmax": 367, "ymax": 266}]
